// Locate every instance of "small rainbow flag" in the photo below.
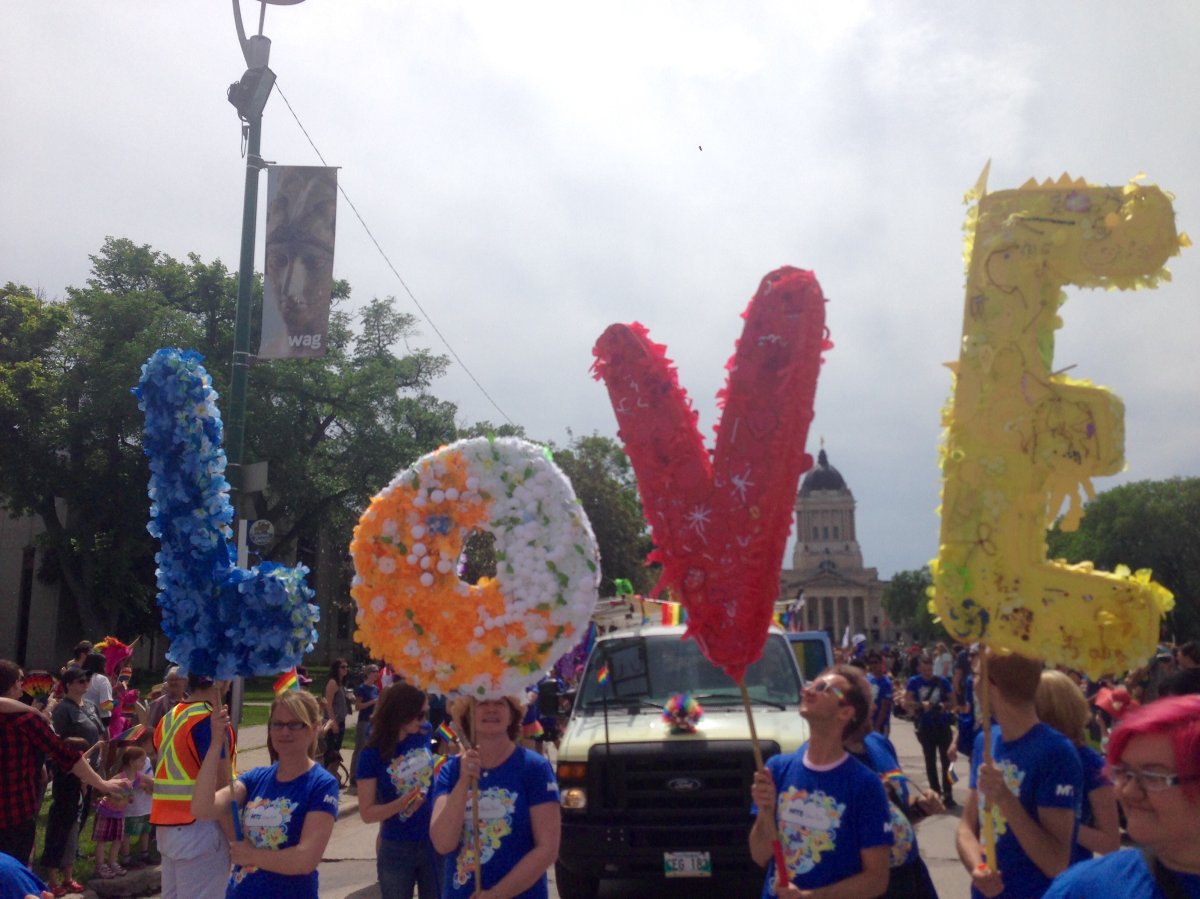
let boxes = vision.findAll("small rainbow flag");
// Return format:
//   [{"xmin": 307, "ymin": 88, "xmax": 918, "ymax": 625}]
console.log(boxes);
[
  {"xmin": 882, "ymin": 769, "xmax": 908, "ymax": 784},
  {"xmin": 434, "ymin": 721, "xmax": 458, "ymax": 745},
  {"xmin": 947, "ymin": 767, "xmax": 960, "ymax": 785},
  {"xmin": 273, "ymin": 668, "xmax": 300, "ymax": 696},
  {"xmin": 432, "ymin": 754, "xmax": 450, "ymax": 778},
  {"xmin": 597, "ymin": 663, "xmax": 611, "ymax": 685},
  {"xmin": 660, "ymin": 602, "xmax": 686, "ymax": 627}
]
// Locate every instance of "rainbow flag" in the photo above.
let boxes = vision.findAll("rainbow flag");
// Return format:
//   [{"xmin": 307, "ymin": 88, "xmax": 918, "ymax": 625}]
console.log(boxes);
[
  {"xmin": 597, "ymin": 663, "xmax": 611, "ymax": 685},
  {"xmin": 273, "ymin": 668, "xmax": 300, "ymax": 696},
  {"xmin": 882, "ymin": 768, "xmax": 908, "ymax": 783},
  {"xmin": 661, "ymin": 602, "xmax": 685, "ymax": 626},
  {"xmin": 947, "ymin": 766, "xmax": 960, "ymax": 785},
  {"xmin": 434, "ymin": 722, "xmax": 458, "ymax": 745},
  {"xmin": 432, "ymin": 754, "xmax": 450, "ymax": 778}
]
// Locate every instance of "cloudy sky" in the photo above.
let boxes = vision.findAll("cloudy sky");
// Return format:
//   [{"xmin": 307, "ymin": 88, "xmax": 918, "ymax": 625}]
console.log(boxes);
[{"xmin": 4, "ymin": 2, "xmax": 1197, "ymax": 580}]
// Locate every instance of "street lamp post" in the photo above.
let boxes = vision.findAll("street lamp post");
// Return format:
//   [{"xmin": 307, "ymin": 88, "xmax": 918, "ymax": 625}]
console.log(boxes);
[{"xmin": 225, "ymin": 0, "xmax": 304, "ymax": 725}]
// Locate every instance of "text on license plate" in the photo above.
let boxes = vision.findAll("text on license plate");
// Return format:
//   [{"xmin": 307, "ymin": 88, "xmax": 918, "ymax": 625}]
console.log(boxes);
[{"xmin": 664, "ymin": 851, "xmax": 712, "ymax": 878}]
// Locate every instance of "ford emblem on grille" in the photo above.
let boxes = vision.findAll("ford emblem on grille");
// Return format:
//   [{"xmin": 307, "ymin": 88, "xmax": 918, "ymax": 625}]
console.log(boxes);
[{"xmin": 667, "ymin": 777, "xmax": 702, "ymax": 792}]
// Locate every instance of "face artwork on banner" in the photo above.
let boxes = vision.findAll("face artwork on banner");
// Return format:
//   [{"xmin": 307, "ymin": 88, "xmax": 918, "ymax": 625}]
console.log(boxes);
[{"xmin": 260, "ymin": 165, "xmax": 338, "ymax": 359}]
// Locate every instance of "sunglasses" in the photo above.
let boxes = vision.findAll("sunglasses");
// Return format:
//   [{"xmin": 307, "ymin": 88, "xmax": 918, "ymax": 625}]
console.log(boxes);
[{"xmin": 809, "ymin": 678, "xmax": 846, "ymax": 700}]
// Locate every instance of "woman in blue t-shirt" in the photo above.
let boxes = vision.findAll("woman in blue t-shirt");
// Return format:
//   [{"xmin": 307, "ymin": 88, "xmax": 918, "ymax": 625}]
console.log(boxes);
[
  {"xmin": 193, "ymin": 691, "xmax": 340, "ymax": 898},
  {"xmin": 356, "ymin": 682, "xmax": 440, "ymax": 898},
  {"xmin": 430, "ymin": 695, "xmax": 561, "ymax": 899},
  {"xmin": 1035, "ymin": 670, "xmax": 1120, "ymax": 862}
]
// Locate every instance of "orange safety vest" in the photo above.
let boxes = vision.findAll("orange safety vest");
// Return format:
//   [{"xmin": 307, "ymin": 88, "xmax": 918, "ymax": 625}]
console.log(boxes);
[{"xmin": 150, "ymin": 701, "xmax": 236, "ymax": 826}]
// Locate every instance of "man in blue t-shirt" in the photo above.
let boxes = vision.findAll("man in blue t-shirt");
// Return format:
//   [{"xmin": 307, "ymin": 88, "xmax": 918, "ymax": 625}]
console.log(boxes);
[
  {"xmin": 956, "ymin": 650, "xmax": 1083, "ymax": 899},
  {"xmin": 906, "ymin": 653, "xmax": 957, "ymax": 807},
  {"xmin": 866, "ymin": 651, "xmax": 893, "ymax": 737},
  {"xmin": 750, "ymin": 665, "xmax": 892, "ymax": 898}
]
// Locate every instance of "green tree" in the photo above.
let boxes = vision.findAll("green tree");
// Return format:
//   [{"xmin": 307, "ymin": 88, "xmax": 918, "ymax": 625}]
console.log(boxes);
[
  {"xmin": 0, "ymin": 239, "xmax": 458, "ymax": 638},
  {"xmin": 882, "ymin": 566, "xmax": 940, "ymax": 643},
  {"xmin": 550, "ymin": 433, "xmax": 658, "ymax": 597},
  {"xmin": 1046, "ymin": 477, "xmax": 1200, "ymax": 642}
]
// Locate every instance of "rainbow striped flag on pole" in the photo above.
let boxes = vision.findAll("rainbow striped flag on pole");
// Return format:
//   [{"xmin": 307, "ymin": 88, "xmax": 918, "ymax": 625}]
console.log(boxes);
[
  {"xmin": 273, "ymin": 667, "xmax": 300, "ymax": 696},
  {"xmin": 434, "ymin": 721, "xmax": 458, "ymax": 745},
  {"xmin": 597, "ymin": 663, "xmax": 611, "ymax": 685},
  {"xmin": 660, "ymin": 601, "xmax": 686, "ymax": 626}
]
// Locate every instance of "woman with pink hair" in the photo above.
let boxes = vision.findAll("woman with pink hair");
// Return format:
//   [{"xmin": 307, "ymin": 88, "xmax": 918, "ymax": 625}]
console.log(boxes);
[{"xmin": 1045, "ymin": 694, "xmax": 1200, "ymax": 898}]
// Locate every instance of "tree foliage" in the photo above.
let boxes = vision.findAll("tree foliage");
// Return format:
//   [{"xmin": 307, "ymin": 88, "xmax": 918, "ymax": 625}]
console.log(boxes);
[
  {"xmin": 882, "ymin": 566, "xmax": 940, "ymax": 643},
  {"xmin": 1047, "ymin": 477, "xmax": 1200, "ymax": 642},
  {"xmin": 1, "ymin": 238, "xmax": 456, "ymax": 638},
  {"xmin": 549, "ymin": 433, "xmax": 658, "ymax": 597}
]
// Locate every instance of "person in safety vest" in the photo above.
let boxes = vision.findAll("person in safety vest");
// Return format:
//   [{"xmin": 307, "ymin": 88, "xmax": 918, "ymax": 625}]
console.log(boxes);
[{"xmin": 151, "ymin": 674, "xmax": 235, "ymax": 899}]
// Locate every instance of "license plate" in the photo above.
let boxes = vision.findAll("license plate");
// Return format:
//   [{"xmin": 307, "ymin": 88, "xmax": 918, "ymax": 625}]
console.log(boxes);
[{"xmin": 664, "ymin": 851, "xmax": 712, "ymax": 878}]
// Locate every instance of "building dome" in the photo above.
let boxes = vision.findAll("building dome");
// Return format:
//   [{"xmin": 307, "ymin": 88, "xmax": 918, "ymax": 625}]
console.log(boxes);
[{"xmin": 799, "ymin": 449, "xmax": 847, "ymax": 494}]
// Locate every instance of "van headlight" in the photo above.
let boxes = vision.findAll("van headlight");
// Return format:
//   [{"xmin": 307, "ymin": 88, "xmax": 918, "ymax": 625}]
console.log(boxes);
[{"xmin": 560, "ymin": 787, "xmax": 587, "ymax": 810}]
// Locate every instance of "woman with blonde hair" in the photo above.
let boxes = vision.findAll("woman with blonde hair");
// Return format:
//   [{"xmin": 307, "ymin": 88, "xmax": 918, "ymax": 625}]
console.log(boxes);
[
  {"xmin": 1036, "ymin": 669, "xmax": 1120, "ymax": 861},
  {"xmin": 192, "ymin": 690, "xmax": 339, "ymax": 898},
  {"xmin": 430, "ymin": 695, "xmax": 560, "ymax": 898}
]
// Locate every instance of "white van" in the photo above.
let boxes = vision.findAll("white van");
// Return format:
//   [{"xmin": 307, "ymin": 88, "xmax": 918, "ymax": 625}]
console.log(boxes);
[{"xmin": 551, "ymin": 624, "xmax": 810, "ymax": 899}]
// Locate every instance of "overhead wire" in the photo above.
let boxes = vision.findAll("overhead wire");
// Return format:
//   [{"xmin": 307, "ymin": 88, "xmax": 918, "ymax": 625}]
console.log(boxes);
[{"xmin": 272, "ymin": 81, "xmax": 517, "ymax": 427}]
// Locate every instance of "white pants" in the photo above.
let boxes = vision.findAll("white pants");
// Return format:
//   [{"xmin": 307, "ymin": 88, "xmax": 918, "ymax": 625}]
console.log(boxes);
[{"xmin": 156, "ymin": 820, "xmax": 230, "ymax": 899}]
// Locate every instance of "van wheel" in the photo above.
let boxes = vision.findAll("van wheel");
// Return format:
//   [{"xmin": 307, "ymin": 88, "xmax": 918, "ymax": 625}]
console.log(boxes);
[{"xmin": 554, "ymin": 861, "xmax": 599, "ymax": 899}]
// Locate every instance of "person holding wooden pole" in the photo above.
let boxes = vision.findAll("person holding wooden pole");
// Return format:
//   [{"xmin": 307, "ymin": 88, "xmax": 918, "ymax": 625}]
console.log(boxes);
[
  {"xmin": 430, "ymin": 696, "xmax": 560, "ymax": 899},
  {"xmin": 956, "ymin": 650, "xmax": 1082, "ymax": 898},
  {"xmin": 750, "ymin": 665, "xmax": 892, "ymax": 898}
]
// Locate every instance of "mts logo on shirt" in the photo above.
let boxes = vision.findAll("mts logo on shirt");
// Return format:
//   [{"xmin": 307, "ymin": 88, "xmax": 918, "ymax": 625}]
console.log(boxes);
[{"xmin": 1055, "ymin": 784, "xmax": 1075, "ymax": 797}]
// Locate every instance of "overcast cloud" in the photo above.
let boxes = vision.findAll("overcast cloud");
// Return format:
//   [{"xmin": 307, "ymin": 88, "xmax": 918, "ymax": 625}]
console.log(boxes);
[{"xmin": 3, "ymin": 1, "xmax": 1197, "ymax": 579}]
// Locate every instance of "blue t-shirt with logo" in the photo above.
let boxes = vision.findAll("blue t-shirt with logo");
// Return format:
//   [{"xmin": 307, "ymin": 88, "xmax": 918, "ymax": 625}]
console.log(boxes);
[
  {"xmin": 849, "ymin": 732, "xmax": 920, "ymax": 869},
  {"xmin": 355, "ymin": 723, "xmax": 435, "ymax": 842},
  {"xmin": 906, "ymin": 674, "xmax": 953, "ymax": 730},
  {"xmin": 755, "ymin": 745, "xmax": 893, "ymax": 897},
  {"xmin": 1046, "ymin": 847, "xmax": 1200, "ymax": 898},
  {"xmin": 432, "ymin": 747, "xmax": 559, "ymax": 899},
  {"xmin": 970, "ymin": 723, "xmax": 1083, "ymax": 899},
  {"xmin": 228, "ymin": 762, "xmax": 340, "ymax": 898}
]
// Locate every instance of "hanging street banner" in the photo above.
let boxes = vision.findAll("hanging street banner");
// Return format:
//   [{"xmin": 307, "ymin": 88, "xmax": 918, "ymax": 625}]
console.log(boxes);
[{"xmin": 259, "ymin": 165, "xmax": 338, "ymax": 359}]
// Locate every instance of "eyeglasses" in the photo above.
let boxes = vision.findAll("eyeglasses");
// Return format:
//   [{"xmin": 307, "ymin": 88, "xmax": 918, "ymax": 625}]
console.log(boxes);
[
  {"xmin": 269, "ymin": 721, "xmax": 309, "ymax": 732},
  {"xmin": 808, "ymin": 679, "xmax": 845, "ymax": 700},
  {"xmin": 1105, "ymin": 764, "xmax": 1200, "ymax": 794}
]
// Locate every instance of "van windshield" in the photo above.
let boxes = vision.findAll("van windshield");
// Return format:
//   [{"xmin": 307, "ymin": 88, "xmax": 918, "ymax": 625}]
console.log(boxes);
[{"xmin": 576, "ymin": 633, "xmax": 801, "ymax": 709}]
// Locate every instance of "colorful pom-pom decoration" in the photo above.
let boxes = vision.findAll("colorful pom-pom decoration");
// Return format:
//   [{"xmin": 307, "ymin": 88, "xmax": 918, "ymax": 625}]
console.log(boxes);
[
  {"xmin": 931, "ymin": 171, "xmax": 1185, "ymax": 677},
  {"xmin": 350, "ymin": 437, "xmax": 601, "ymax": 699},
  {"xmin": 662, "ymin": 693, "xmax": 704, "ymax": 734},
  {"xmin": 592, "ymin": 267, "xmax": 830, "ymax": 682},
  {"xmin": 135, "ymin": 348, "xmax": 320, "ymax": 680}
]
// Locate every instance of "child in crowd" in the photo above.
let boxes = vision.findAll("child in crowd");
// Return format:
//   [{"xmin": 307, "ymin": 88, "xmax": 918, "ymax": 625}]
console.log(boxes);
[
  {"xmin": 119, "ymin": 738, "xmax": 156, "ymax": 868},
  {"xmin": 92, "ymin": 747, "xmax": 142, "ymax": 877}
]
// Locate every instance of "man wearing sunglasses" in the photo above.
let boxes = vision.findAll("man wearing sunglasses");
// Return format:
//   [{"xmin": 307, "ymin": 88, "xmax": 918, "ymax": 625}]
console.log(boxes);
[
  {"xmin": 750, "ymin": 666, "xmax": 892, "ymax": 898},
  {"xmin": 956, "ymin": 650, "xmax": 1083, "ymax": 899}
]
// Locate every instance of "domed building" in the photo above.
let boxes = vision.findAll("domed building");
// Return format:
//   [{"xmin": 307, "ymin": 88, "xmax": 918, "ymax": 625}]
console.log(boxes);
[{"xmin": 778, "ymin": 448, "xmax": 894, "ymax": 644}]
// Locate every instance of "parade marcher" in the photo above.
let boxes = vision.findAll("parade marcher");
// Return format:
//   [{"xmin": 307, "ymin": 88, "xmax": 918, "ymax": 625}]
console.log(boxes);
[
  {"xmin": 1035, "ymin": 670, "xmax": 1120, "ymax": 862},
  {"xmin": 866, "ymin": 650, "xmax": 894, "ymax": 737},
  {"xmin": 146, "ymin": 666, "xmax": 187, "ymax": 733},
  {"xmin": 840, "ymin": 664, "xmax": 941, "ymax": 898},
  {"xmin": 956, "ymin": 650, "xmax": 1083, "ymax": 899},
  {"xmin": 749, "ymin": 665, "xmax": 892, "ymax": 898},
  {"xmin": 349, "ymin": 663, "xmax": 380, "ymax": 793},
  {"xmin": 357, "ymin": 682, "xmax": 440, "ymax": 898},
  {"xmin": 430, "ymin": 695, "xmax": 561, "ymax": 899},
  {"xmin": 1044, "ymin": 694, "xmax": 1200, "ymax": 898},
  {"xmin": 907, "ymin": 653, "xmax": 957, "ymax": 807},
  {"xmin": 150, "ymin": 673, "xmax": 235, "ymax": 899},
  {"xmin": 192, "ymin": 692, "xmax": 339, "ymax": 899},
  {"xmin": 0, "ymin": 660, "xmax": 120, "ymax": 868}
]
